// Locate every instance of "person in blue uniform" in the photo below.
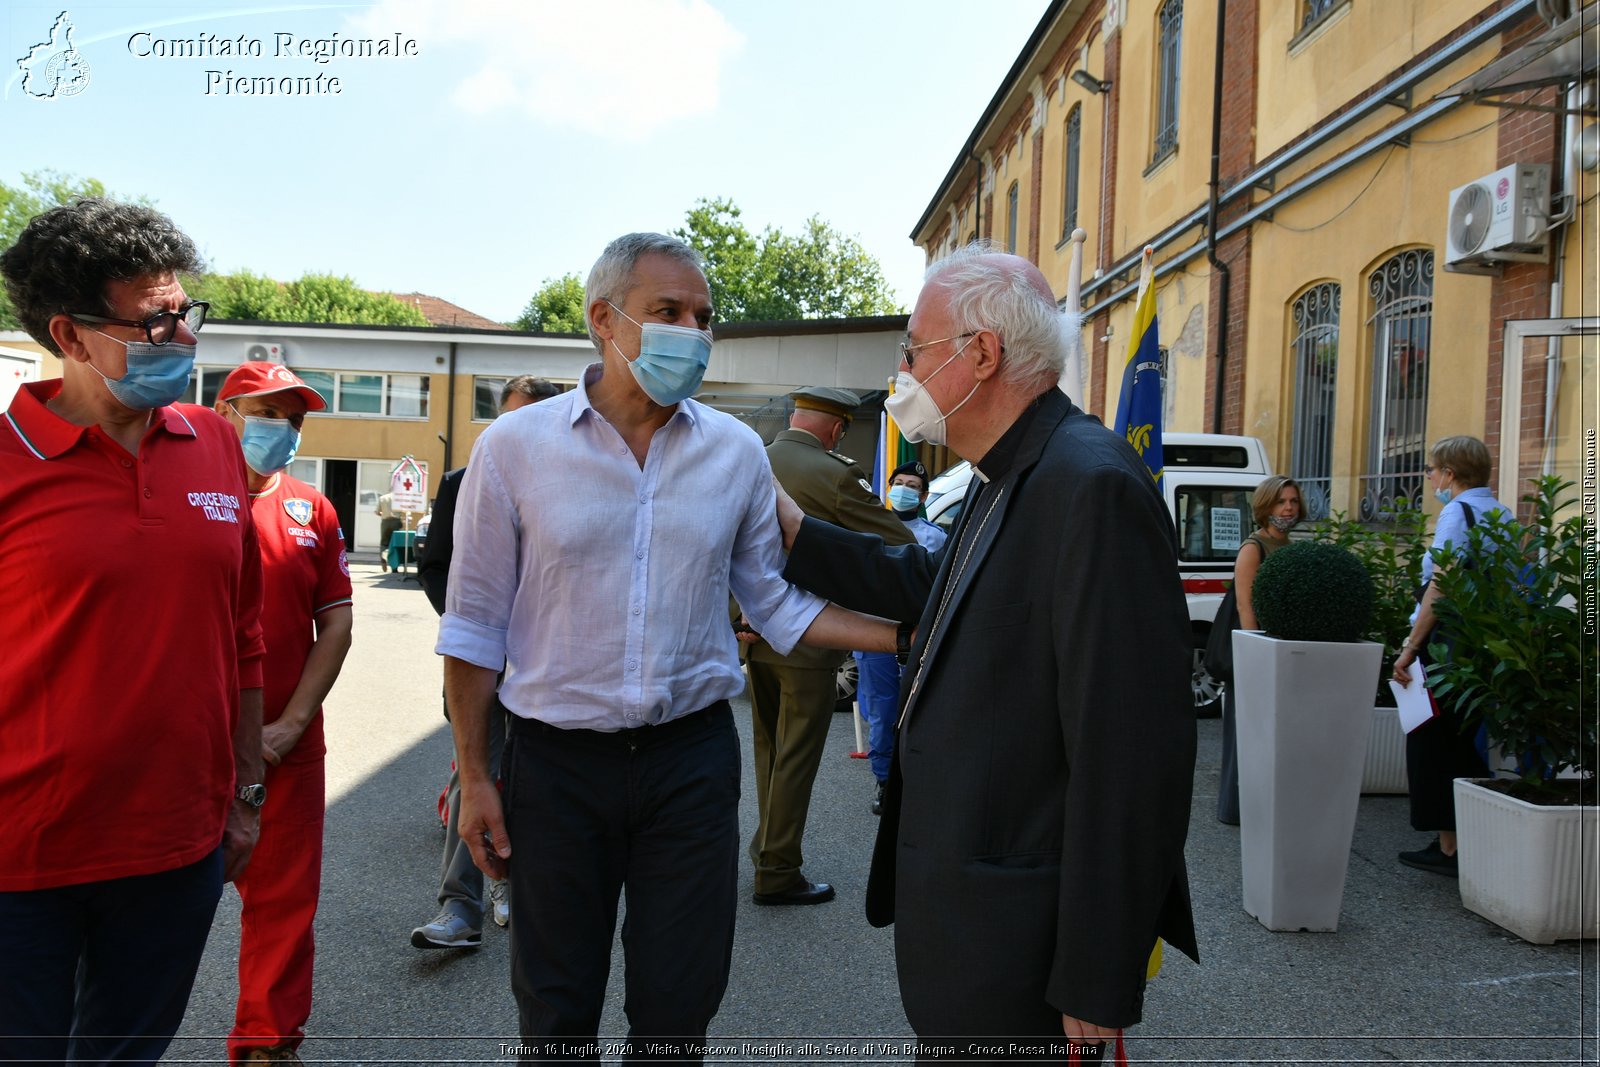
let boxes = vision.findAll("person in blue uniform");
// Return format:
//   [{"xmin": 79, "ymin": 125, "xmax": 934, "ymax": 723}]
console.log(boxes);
[{"xmin": 854, "ymin": 460, "xmax": 947, "ymax": 815}]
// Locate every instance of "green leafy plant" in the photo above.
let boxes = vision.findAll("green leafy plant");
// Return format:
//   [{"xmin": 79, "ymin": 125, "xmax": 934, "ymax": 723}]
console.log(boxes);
[
  {"xmin": 1429, "ymin": 476, "xmax": 1594, "ymax": 798},
  {"xmin": 1313, "ymin": 505, "xmax": 1429, "ymax": 703},
  {"xmin": 1251, "ymin": 540, "xmax": 1375, "ymax": 643}
]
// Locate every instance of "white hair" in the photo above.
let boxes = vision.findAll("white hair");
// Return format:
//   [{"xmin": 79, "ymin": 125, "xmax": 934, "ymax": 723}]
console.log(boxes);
[{"xmin": 924, "ymin": 243, "xmax": 1079, "ymax": 395}]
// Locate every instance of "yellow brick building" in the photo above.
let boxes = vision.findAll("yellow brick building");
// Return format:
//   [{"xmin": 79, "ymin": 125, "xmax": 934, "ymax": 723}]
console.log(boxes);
[{"xmin": 913, "ymin": 0, "xmax": 1596, "ymax": 521}]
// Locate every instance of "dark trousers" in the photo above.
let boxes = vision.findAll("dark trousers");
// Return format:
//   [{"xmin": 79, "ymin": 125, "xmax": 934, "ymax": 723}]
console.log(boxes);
[
  {"xmin": 1216, "ymin": 684, "xmax": 1241, "ymax": 825},
  {"xmin": 1406, "ymin": 702, "xmax": 1489, "ymax": 832},
  {"xmin": 506, "ymin": 704, "xmax": 739, "ymax": 1063},
  {"xmin": 0, "ymin": 847, "xmax": 224, "ymax": 1066}
]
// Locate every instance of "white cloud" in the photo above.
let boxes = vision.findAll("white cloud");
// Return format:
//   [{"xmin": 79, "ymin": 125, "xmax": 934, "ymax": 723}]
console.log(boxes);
[{"xmin": 351, "ymin": 0, "xmax": 744, "ymax": 141}]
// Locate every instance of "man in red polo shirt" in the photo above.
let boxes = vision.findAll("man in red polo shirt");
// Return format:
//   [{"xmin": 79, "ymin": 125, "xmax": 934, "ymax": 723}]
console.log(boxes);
[
  {"xmin": 0, "ymin": 199, "xmax": 266, "ymax": 1066},
  {"xmin": 214, "ymin": 362, "xmax": 354, "ymax": 1066}
]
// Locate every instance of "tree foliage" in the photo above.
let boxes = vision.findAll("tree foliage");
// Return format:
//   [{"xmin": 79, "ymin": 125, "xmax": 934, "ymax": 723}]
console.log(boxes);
[
  {"xmin": 514, "ymin": 273, "xmax": 587, "ymax": 333},
  {"xmin": 674, "ymin": 197, "xmax": 902, "ymax": 322},
  {"xmin": 1429, "ymin": 477, "xmax": 1593, "ymax": 794},
  {"xmin": 189, "ymin": 270, "xmax": 430, "ymax": 326},
  {"xmin": 0, "ymin": 171, "xmax": 429, "ymax": 329},
  {"xmin": 0, "ymin": 170, "xmax": 127, "ymax": 328},
  {"xmin": 186, "ymin": 270, "xmax": 293, "ymax": 322},
  {"xmin": 1313, "ymin": 504, "xmax": 1430, "ymax": 704}
]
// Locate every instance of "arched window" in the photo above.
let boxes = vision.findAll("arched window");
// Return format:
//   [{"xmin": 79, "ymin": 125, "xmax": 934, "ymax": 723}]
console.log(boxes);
[
  {"xmin": 1007, "ymin": 181, "xmax": 1019, "ymax": 253},
  {"xmin": 1154, "ymin": 0, "xmax": 1182, "ymax": 161},
  {"xmin": 1288, "ymin": 283, "xmax": 1340, "ymax": 521},
  {"xmin": 1363, "ymin": 248, "xmax": 1434, "ymax": 518},
  {"xmin": 1062, "ymin": 105, "xmax": 1082, "ymax": 238}
]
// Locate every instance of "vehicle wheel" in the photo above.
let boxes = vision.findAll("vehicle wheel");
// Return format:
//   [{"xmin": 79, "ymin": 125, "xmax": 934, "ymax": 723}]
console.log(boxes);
[
  {"xmin": 835, "ymin": 657, "xmax": 858, "ymax": 714},
  {"xmin": 1192, "ymin": 645, "xmax": 1223, "ymax": 718}
]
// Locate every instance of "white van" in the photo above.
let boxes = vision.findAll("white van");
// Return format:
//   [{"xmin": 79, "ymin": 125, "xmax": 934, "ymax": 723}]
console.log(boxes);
[{"xmin": 922, "ymin": 431, "xmax": 1272, "ymax": 715}]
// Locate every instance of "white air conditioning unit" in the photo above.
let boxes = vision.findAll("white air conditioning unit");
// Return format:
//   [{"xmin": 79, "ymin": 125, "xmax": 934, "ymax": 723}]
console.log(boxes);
[
  {"xmin": 245, "ymin": 341, "xmax": 286, "ymax": 361},
  {"xmin": 1444, "ymin": 163, "xmax": 1551, "ymax": 275}
]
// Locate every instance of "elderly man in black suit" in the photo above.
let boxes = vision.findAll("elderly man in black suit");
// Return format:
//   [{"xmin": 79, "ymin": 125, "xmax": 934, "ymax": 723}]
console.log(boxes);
[{"xmin": 776, "ymin": 246, "xmax": 1198, "ymax": 1060}]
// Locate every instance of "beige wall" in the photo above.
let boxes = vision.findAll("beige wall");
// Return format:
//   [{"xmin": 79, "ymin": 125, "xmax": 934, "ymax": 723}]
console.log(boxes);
[
  {"xmin": 1243, "ymin": 95, "xmax": 1500, "ymax": 517},
  {"xmin": 1111, "ymin": 0, "xmax": 1217, "ymax": 254},
  {"xmin": 1256, "ymin": 1, "xmax": 1497, "ymax": 160}
]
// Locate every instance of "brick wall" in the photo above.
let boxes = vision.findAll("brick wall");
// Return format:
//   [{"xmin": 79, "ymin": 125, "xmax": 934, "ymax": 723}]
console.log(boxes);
[
  {"xmin": 1484, "ymin": 13, "xmax": 1559, "ymax": 495},
  {"xmin": 1203, "ymin": 0, "xmax": 1259, "ymax": 434},
  {"xmin": 1029, "ymin": 127, "xmax": 1045, "ymax": 263}
]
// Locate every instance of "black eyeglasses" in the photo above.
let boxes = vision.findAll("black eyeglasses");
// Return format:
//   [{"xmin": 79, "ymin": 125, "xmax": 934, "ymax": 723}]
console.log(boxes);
[
  {"xmin": 72, "ymin": 300, "xmax": 209, "ymax": 346},
  {"xmin": 899, "ymin": 331, "xmax": 975, "ymax": 370}
]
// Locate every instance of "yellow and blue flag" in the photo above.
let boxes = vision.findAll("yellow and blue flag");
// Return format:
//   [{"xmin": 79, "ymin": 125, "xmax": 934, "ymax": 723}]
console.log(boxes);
[{"xmin": 1113, "ymin": 259, "xmax": 1164, "ymax": 487}]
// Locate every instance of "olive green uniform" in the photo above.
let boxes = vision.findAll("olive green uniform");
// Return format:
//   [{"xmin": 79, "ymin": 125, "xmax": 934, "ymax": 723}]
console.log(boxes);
[{"xmin": 746, "ymin": 429, "xmax": 914, "ymax": 894}]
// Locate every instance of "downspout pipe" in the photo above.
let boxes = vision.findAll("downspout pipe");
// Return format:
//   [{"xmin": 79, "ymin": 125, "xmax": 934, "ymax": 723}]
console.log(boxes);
[
  {"xmin": 443, "ymin": 341, "xmax": 457, "ymax": 473},
  {"xmin": 1543, "ymin": 77, "xmax": 1580, "ymax": 477},
  {"xmin": 1206, "ymin": 0, "xmax": 1230, "ymax": 435}
]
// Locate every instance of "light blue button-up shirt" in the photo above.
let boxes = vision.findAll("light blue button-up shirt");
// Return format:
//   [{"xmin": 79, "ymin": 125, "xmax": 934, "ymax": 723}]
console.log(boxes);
[
  {"xmin": 1411, "ymin": 485, "xmax": 1510, "ymax": 626},
  {"xmin": 436, "ymin": 365, "xmax": 825, "ymax": 731}
]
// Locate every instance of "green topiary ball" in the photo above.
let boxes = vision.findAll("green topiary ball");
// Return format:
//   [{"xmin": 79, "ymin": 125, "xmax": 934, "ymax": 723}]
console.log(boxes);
[{"xmin": 1252, "ymin": 540, "xmax": 1374, "ymax": 643}]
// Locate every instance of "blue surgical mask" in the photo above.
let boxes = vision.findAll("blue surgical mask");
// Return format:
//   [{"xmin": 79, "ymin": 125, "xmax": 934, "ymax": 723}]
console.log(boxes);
[
  {"xmin": 1434, "ymin": 486, "xmax": 1454, "ymax": 505},
  {"xmin": 607, "ymin": 302, "xmax": 712, "ymax": 406},
  {"xmin": 238, "ymin": 414, "xmax": 301, "ymax": 475},
  {"xmin": 887, "ymin": 485, "xmax": 922, "ymax": 514},
  {"xmin": 87, "ymin": 334, "xmax": 195, "ymax": 410}
]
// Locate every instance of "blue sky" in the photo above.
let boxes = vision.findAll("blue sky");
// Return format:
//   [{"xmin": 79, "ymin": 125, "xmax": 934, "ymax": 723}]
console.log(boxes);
[{"xmin": 3, "ymin": 1, "xmax": 1045, "ymax": 324}]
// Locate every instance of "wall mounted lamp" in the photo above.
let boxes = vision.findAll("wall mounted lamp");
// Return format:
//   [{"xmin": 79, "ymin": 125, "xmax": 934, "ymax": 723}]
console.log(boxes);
[{"xmin": 1071, "ymin": 69, "xmax": 1112, "ymax": 94}]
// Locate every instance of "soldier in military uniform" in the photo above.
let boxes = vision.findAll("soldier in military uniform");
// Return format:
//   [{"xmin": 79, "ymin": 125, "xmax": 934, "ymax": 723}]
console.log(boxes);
[{"xmin": 744, "ymin": 386, "xmax": 914, "ymax": 905}]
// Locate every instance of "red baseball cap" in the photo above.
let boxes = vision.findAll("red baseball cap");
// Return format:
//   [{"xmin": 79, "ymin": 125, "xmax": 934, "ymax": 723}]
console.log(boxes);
[{"xmin": 218, "ymin": 361, "xmax": 327, "ymax": 412}]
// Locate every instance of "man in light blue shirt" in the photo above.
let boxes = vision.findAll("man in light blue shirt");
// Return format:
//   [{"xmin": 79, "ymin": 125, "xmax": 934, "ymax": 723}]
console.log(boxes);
[{"xmin": 436, "ymin": 232, "xmax": 894, "ymax": 1061}]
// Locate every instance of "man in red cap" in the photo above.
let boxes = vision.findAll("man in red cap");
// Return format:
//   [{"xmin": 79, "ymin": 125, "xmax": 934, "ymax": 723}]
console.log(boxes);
[{"xmin": 214, "ymin": 361, "xmax": 353, "ymax": 1066}]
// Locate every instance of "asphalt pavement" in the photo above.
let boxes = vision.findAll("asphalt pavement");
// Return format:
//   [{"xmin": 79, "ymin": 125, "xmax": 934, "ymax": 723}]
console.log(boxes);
[{"xmin": 164, "ymin": 563, "xmax": 1596, "ymax": 1065}]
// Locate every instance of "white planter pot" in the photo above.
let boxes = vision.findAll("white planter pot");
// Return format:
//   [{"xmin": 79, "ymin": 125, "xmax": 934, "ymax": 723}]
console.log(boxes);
[
  {"xmin": 1233, "ymin": 630, "xmax": 1382, "ymax": 931},
  {"xmin": 1362, "ymin": 706, "xmax": 1409, "ymax": 795},
  {"xmin": 1454, "ymin": 778, "xmax": 1599, "ymax": 944}
]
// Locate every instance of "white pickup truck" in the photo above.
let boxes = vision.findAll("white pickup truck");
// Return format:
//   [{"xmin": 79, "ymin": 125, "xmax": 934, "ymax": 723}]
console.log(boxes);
[{"xmin": 923, "ymin": 432, "xmax": 1273, "ymax": 716}]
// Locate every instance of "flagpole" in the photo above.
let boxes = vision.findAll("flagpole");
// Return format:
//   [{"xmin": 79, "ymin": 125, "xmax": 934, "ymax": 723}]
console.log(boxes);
[{"xmin": 1059, "ymin": 227, "xmax": 1088, "ymax": 407}]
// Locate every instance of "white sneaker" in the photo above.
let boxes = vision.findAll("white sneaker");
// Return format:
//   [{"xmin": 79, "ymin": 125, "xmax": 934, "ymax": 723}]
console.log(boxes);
[
  {"xmin": 489, "ymin": 878, "xmax": 510, "ymax": 927},
  {"xmin": 410, "ymin": 911, "xmax": 481, "ymax": 949}
]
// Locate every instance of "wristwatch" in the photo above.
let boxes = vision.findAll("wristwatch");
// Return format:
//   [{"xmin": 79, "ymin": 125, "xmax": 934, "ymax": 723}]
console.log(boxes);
[
  {"xmin": 235, "ymin": 783, "xmax": 267, "ymax": 808},
  {"xmin": 895, "ymin": 623, "xmax": 914, "ymax": 665}
]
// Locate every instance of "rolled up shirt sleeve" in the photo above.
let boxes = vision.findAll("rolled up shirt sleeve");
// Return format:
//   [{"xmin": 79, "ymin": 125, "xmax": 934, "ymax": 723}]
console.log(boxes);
[
  {"xmin": 728, "ymin": 462, "xmax": 824, "ymax": 656},
  {"xmin": 436, "ymin": 438, "xmax": 516, "ymax": 670}
]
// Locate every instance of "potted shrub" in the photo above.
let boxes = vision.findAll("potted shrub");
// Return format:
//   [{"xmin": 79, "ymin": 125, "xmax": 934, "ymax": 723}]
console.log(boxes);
[
  {"xmin": 1232, "ymin": 540, "xmax": 1381, "ymax": 931},
  {"xmin": 1429, "ymin": 476, "xmax": 1596, "ymax": 944},
  {"xmin": 1314, "ymin": 505, "xmax": 1429, "ymax": 794}
]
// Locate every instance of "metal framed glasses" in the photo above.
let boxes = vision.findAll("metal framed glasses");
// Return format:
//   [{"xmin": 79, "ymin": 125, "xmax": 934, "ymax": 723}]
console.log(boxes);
[
  {"xmin": 72, "ymin": 300, "xmax": 209, "ymax": 345},
  {"xmin": 899, "ymin": 331, "xmax": 975, "ymax": 370},
  {"xmin": 228, "ymin": 401, "xmax": 306, "ymax": 431}
]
